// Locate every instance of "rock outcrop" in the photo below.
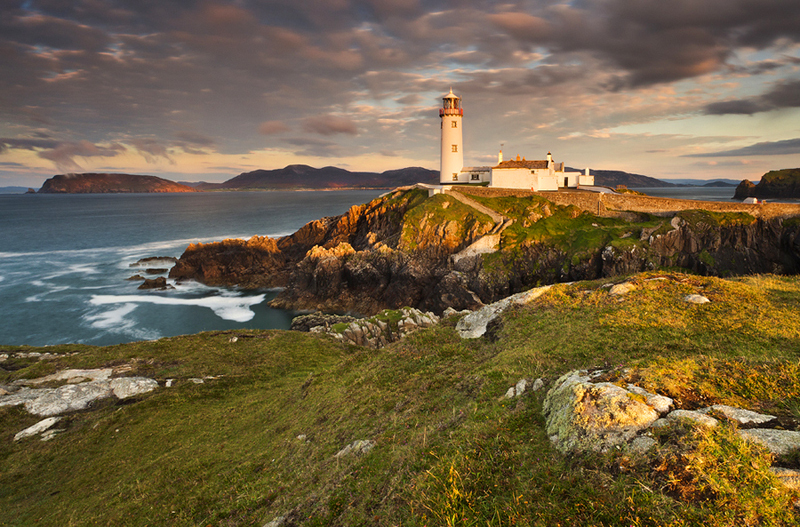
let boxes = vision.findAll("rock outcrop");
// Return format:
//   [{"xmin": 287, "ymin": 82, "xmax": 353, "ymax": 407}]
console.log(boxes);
[
  {"xmin": 169, "ymin": 188, "xmax": 800, "ymax": 316},
  {"xmin": 38, "ymin": 173, "xmax": 198, "ymax": 193},
  {"xmin": 1, "ymin": 367, "xmax": 159, "ymax": 419},
  {"xmin": 541, "ymin": 368, "xmax": 800, "ymax": 485},
  {"xmin": 734, "ymin": 168, "xmax": 800, "ymax": 200},
  {"xmin": 302, "ymin": 307, "xmax": 439, "ymax": 349}
]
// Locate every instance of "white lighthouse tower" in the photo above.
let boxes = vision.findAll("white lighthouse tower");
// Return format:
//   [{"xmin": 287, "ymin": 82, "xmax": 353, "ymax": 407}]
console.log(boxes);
[{"xmin": 439, "ymin": 89, "xmax": 463, "ymax": 184}]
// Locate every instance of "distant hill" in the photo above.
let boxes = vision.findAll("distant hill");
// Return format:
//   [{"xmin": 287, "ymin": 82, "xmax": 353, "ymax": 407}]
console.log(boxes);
[
  {"xmin": 734, "ymin": 168, "xmax": 800, "ymax": 199},
  {"xmin": 38, "ymin": 173, "xmax": 199, "ymax": 194},
  {"xmin": 571, "ymin": 169, "xmax": 673, "ymax": 188},
  {"xmin": 662, "ymin": 178, "xmax": 740, "ymax": 186},
  {"xmin": 202, "ymin": 165, "xmax": 439, "ymax": 191}
]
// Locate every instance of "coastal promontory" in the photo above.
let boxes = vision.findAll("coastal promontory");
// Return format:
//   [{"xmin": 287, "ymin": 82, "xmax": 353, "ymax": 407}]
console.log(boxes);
[
  {"xmin": 734, "ymin": 168, "xmax": 800, "ymax": 200},
  {"xmin": 170, "ymin": 186, "xmax": 800, "ymax": 316},
  {"xmin": 38, "ymin": 173, "xmax": 198, "ymax": 193}
]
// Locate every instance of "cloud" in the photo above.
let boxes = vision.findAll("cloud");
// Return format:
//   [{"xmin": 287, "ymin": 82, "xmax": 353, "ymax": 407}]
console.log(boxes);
[
  {"xmin": 704, "ymin": 80, "xmax": 800, "ymax": 115},
  {"xmin": 684, "ymin": 138, "xmax": 800, "ymax": 157},
  {"xmin": 36, "ymin": 140, "xmax": 125, "ymax": 171},
  {"xmin": 303, "ymin": 115, "xmax": 359, "ymax": 135},
  {"xmin": 259, "ymin": 121, "xmax": 290, "ymax": 135},
  {"xmin": 129, "ymin": 139, "xmax": 174, "ymax": 164}
]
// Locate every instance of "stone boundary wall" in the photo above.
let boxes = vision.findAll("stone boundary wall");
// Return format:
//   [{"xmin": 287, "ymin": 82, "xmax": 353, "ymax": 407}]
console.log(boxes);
[{"xmin": 454, "ymin": 186, "xmax": 800, "ymax": 220}]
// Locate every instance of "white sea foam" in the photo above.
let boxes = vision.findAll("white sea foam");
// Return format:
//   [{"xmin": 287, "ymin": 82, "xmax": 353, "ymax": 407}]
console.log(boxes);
[
  {"xmin": 89, "ymin": 292, "xmax": 266, "ymax": 322},
  {"xmin": 84, "ymin": 303, "xmax": 139, "ymax": 329},
  {"xmin": 25, "ymin": 285, "xmax": 70, "ymax": 302}
]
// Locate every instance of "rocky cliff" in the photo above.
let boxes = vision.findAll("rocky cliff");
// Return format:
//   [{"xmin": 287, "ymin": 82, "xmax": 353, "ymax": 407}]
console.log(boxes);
[
  {"xmin": 170, "ymin": 188, "xmax": 800, "ymax": 315},
  {"xmin": 38, "ymin": 173, "xmax": 199, "ymax": 193},
  {"xmin": 734, "ymin": 168, "xmax": 800, "ymax": 199}
]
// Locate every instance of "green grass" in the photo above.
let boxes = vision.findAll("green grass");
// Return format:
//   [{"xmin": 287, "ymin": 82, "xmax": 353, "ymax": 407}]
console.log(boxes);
[{"xmin": 2, "ymin": 272, "xmax": 800, "ymax": 525}]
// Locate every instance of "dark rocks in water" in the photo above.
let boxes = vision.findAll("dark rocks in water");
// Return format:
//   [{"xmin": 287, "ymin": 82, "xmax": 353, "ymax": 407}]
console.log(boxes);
[
  {"xmin": 137, "ymin": 277, "xmax": 174, "ymax": 290},
  {"xmin": 126, "ymin": 274, "xmax": 145, "ymax": 281},
  {"xmin": 290, "ymin": 313, "xmax": 358, "ymax": 332},
  {"xmin": 143, "ymin": 268, "xmax": 169, "ymax": 275}
]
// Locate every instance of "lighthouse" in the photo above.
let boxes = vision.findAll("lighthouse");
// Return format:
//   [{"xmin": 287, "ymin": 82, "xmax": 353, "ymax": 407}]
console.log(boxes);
[{"xmin": 439, "ymin": 89, "xmax": 463, "ymax": 184}]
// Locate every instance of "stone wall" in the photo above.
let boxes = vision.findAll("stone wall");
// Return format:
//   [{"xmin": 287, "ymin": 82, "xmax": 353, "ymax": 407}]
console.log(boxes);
[{"xmin": 455, "ymin": 186, "xmax": 800, "ymax": 220}]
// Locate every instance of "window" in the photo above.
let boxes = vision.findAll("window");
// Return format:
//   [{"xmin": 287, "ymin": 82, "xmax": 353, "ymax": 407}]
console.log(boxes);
[
  {"xmin": 451, "ymin": 144, "xmax": 458, "ymax": 152},
  {"xmin": 471, "ymin": 173, "xmax": 480, "ymax": 181},
  {"xmin": 451, "ymin": 121, "xmax": 457, "ymax": 128},
  {"xmin": 452, "ymin": 173, "xmax": 458, "ymax": 181}
]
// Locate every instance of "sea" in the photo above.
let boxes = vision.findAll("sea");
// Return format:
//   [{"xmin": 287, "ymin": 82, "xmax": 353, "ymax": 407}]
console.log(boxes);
[
  {"xmin": 0, "ymin": 190, "xmax": 383, "ymax": 347},
  {"xmin": 0, "ymin": 185, "xmax": 789, "ymax": 347}
]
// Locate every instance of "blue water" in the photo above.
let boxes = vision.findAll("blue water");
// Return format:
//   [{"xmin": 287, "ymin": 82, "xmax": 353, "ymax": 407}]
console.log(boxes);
[{"xmin": 0, "ymin": 191, "xmax": 382, "ymax": 346}]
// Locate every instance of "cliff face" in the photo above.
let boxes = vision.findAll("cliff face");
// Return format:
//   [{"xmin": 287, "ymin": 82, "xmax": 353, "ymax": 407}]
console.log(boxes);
[
  {"xmin": 734, "ymin": 169, "xmax": 800, "ymax": 199},
  {"xmin": 170, "ymin": 189, "xmax": 800, "ymax": 315},
  {"xmin": 38, "ymin": 173, "xmax": 199, "ymax": 193}
]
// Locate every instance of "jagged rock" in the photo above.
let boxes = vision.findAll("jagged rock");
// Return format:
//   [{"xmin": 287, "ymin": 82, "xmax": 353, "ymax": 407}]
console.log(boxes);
[
  {"xmin": 138, "ymin": 277, "xmax": 174, "ymax": 290},
  {"xmin": 697, "ymin": 404, "xmax": 776, "ymax": 426},
  {"xmin": 290, "ymin": 313, "xmax": 357, "ymax": 332},
  {"xmin": 609, "ymin": 282, "xmax": 636, "ymax": 296},
  {"xmin": 739, "ymin": 429, "xmax": 800, "ymax": 456},
  {"xmin": 456, "ymin": 285, "xmax": 552, "ymax": 339},
  {"xmin": 334, "ymin": 439, "xmax": 375, "ymax": 458},
  {"xmin": 542, "ymin": 371, "xmax": 660, "ymax": 454},
  {"xmin": 110, "ymin": 377, "xmax": 158, "ymax": 399},
  {"xmin": 531, "ymin": 378, "xmax": 544, "ymax": 392},
  {"xmin": 126, "ymin": 274, "xmax": 145, "ymax": 281},
  {"xmin": 14, "ymin": 417, "xmax": 62, "ymax": 441},
  {"xmin": 627, "ymin": 384, "xmax": 673, "ymax": 414},
  {"xmin": 322, "ymin": 307, "xmax": 439, "ymax": 349},
  {"xmin": 24, "ymin": 381, "xmax": 113, "ymax": 416},
  {"xmin": 771, "ymin": 468, "xmax": 800, "ymax": 490},
  {"xmin": 684, "ymin": 294, "xmax": 710, "ymax": 304}
]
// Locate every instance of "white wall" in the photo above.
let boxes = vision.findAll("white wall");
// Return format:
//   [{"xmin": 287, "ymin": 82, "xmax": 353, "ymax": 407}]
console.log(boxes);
[{"xmin": 489, "ymin": 168, "xmax": 532, "ymax": 189}]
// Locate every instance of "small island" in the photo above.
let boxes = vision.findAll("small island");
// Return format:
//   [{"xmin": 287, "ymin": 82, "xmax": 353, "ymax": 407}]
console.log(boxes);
[{"xmin": 37, "ymin": 173, "xmax": 198, "ymax": 193}]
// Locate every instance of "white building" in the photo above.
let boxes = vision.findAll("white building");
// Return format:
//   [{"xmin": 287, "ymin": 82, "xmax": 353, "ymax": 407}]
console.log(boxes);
[{"xmin": 438, "ymin": 90, "xmax": 594, "ymax": 190}]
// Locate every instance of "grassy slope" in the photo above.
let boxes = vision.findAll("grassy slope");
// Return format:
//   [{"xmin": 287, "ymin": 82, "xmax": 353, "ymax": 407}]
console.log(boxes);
[{"xmin": 2, "ymin": 272, "xmax": 800, "ymax": 526}]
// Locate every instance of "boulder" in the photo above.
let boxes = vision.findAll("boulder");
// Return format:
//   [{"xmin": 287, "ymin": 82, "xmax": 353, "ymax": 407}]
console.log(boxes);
[
  {"xmin": 334, "ymin": 439, "xmax": 375, "ymax": 458},
  {"xmin": 609, "ymin": 282, "xmax": 636, "ymax": 296},
  {"xmin": 770, "ymin": 467, "xmax": 800, "ymax": 490},
  {"xmin": 14, "ymin": 417, "xmax": 62, "ymax": 441},
  {"xmin": 684, "ymin": 294, "xmax": 710, "ymax": 304},
  {"xmin": 697, "ymin": 404, "xmax": 776, "ymax": 426},
  {"xmin": 456, "ymin": 285, "xmax": 552, "ymax": 339},
  {"xmin": 542, "ymin": 371, "xmax": 660, "ymax": 454},
  {"xmin": 627, "ymin": 384, "xmax": 673, "ymax": 414},
  {"xmin": 110, "ymin": 377, "xmax": 158, "ymax": 399},
  {"xmin": 739, "ymin": 429, "xmax": 800, "ymax": 456},
  {"xmin": 24, "ymin": 381, "xmax": 113, "ymax": 416},
  {"xmin": 661, "ymin": 409, "xmax": 719, "ymax": 428}
]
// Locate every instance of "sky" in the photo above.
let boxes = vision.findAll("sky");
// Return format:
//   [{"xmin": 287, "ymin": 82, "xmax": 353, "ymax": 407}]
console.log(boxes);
[{"xmin": 1, "ymin": 0, "xmax": 799, "ymax": 187}]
